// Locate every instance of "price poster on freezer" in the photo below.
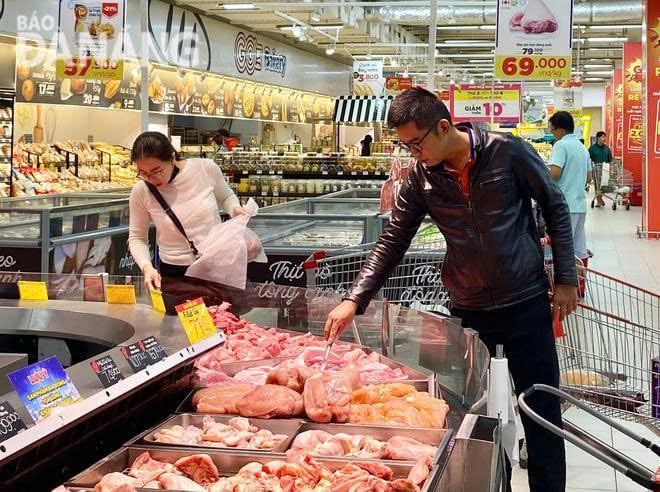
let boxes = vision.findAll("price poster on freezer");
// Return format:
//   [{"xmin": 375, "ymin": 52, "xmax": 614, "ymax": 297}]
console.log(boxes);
[
  {"xmin": 7, "ymin": 356, "xmax": 82, "ymax": 422},
  {"xmin": 176, "ymin": 298, "xmax": 217, "ymax": 344},
  {"xmin": 90, "ymin": 355, "xmax": 123, "ymax": 388},
  {"xmin": 56, "ymin": 1, "xmax": 127, "ymax": 80},
  {"xmin": 0, "ymin": 401, "xmax": 28, "ymax": 444},
  {"xmin": 450, "ymin": 84, "xmax": 521, "ymax": 123},
  {"xmin": 495, "ymin": 0, "xmax": 573, "ymax": 80}
]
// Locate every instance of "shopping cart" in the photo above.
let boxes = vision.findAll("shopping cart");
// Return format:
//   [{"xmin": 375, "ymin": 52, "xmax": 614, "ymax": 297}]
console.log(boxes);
[
  {"xmin": 591, "ymin": 159, "xmax": 632, "ymax": 211},
  {"xmin": 519, "ymin": 385, "xmax": 660, "ymax": 490},
  {"xmin": 305, "ymin": 223, "xmax": 450, "ymax": 313}
]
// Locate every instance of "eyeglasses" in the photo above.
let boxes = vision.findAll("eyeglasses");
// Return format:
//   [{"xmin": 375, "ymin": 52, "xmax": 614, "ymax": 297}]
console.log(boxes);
[
  {"xmin": 399, "ymin": 121, "xmax": 440, "ymax": 153},
  {"xmin": 136, "ymin": 166, "xmax": 167, "ymax": 181}
]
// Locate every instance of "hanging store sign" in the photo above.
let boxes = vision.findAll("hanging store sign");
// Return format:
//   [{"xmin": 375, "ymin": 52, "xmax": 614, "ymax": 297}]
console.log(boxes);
[
  {"xmin": 495, "ymin": 0, "xmax": 573, "ymax": 80},
  {"xmin": 7, "ymin": 356, "xmax": 82, "ymax": 422},
  {"xmin": 605, "ymin": 84, "xmax": 612, "ymax": 149},
  {"xmin": 622, "ymin": 41, "xmax": 643, "ymax": 206},
  {"xmin": 234, "ymin": 31, "xmax": 287, "ymax": 78},
  {"xmin": 385, "ymin": 77, "xmax": 413, "ymax": 94},
  {"xmin": 643, "ymin": 2, "xmax": 660, "ymax": 234},
  {"xmin": 553, "ymin": 78, "xmax": 583, "ymax": 120},
  {"xmin": 613, "ymin": 69, "xmax": 624, "ymax": 158},
  {"xmin": 449, "ymin": 84, "xmax": 521, "ymax": 123},
  {"xmin": 55, "ymin": 0, "xmax": 126, "ymax": 80},
  {"xmin": 352, "ymin": 61, "xmax": 384, "ymax": 97}
]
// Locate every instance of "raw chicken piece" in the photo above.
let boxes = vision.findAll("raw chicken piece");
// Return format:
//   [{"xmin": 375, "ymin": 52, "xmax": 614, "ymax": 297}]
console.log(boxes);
[
  {"xmin": 357, "ymin": 461, "xmax": 394, "ymax": 480},
  {"xmin": 153, "ymin": 424, "xmax": 203, "ymax": 445},
  {"xmin": 235, "ymin": 384, "xmax": 305, "ymax": 418},
  {"xmin": 390, "ymin": 479, "xmax": 421, "ymax": 491},
  {"xmin": 290, "ymin": 429, "xmax": 332, "ymax": 453},
  {"xmin": 385, "ymin": 436, "xmax": 438, "ymax": 461},
  {"xmin": 266, "ymin": 361, "xmax": 315, "ymax": 392},
  {"xmin": 158, "ymin": 473, "xmax": 206, "ymax": 491},
  {"xmin": 192, "ymin": 384, "xmax": 255, "ymax": 414},
  {"xmin": 303, "ymin": 366, "xmax": 361, "ymax": 423},
  {"xmin": 127, "ymin": 452, "xmax": 171, "ymax": 483},
  {"xmin": 407, "ymin": 455, "xmax": 434, "ymax": 487},
  {"xmin": 174, "ymin": 454, "xmax": 219, "ymax": 485},
  {"xmin": 93, "ymin": 472, "xmax": 138, "ymax": 492},
  {"xmin": 142, "ymin": 481, "xmax": 162, "ymax": 489},
  {"xmin": 330, "ymin": 463, "xmax": 374, "ymax": 492},
  {"xmin": 51, "ymin": 487, "xmax": 71, "ymax": 492}
]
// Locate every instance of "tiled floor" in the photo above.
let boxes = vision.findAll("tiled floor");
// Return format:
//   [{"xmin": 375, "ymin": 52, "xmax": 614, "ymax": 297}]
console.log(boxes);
[{"xmin": 512, "ymin": 205, "xmax": 660, "ymax": 491}]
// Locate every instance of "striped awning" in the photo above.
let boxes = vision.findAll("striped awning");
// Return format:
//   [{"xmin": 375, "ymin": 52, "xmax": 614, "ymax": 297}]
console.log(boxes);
[{"xmin": 333, "ymin": 96, "xmax": 394, "ymax": 123}]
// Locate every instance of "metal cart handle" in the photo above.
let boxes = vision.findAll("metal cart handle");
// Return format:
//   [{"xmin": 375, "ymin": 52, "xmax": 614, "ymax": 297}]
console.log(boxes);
[{"xmin": 519, "ymin": 384, "xmax": 660, "ymax": 491}]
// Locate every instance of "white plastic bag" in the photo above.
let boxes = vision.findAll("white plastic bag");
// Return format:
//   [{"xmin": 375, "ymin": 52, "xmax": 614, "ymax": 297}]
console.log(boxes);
[{"xmin": 185, "ymin": 199, "xmax": 267, "ymax": 289}]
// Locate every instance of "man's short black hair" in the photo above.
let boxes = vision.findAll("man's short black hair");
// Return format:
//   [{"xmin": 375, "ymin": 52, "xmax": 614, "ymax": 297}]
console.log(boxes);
[
  {"xmin": 596, "ymin": 131, "xmax": 606, "ymax": 139},
  {"xmin": 548, "ymin": 111, "xmax": 575, "ymax": 133},
  {"xmin": 387, "ymin": 87, "xmax": 452, "ymax": 130}
]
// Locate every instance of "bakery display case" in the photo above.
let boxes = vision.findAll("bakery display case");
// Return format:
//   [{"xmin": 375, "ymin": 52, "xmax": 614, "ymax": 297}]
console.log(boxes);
[{"xmin": 0, "ymin": 98, "xmax": 13, "ymax": 198}]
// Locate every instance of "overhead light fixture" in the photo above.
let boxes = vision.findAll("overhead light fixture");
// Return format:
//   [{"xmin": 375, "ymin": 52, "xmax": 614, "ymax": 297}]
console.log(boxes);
[
  {"xmin": 585, "ymin": 70, "xmax": 613, "ymax": 75},
  {"xmin": 310, "ymin": 8, "xmax": 322, "ymax": 22},
  {"xmin": 438, "ymin": 25, "xmax": 480, "ymax": 30},
  {"xmin": 584, "ymin": 77, "xmax": 606, "ymax": 81},
  {"xmin": 444, "ymin": 39, "xmax": 488, "ymax": 44},
  {"xmin": 403, "ymin": 70, "xmax": 409, "ymax": 77},
  {"xmin": 445, "ymin": 53, "xmax": 493, "ymax": 58},
  {"xmin": 325, "ymin": 44, "xmax": 336, "ymax": 56},
  {"xmin": 292, "ymin": 25, "xmax": 302, "ymax": 38},
  {"xmin": 583, "ymin": 64, "xmax": 612, "ymax": 69},
  {"xmin": 469, "ymin": 59, "xmax": 488, "ymax": 63},
  {"xmin": 438, "ymin": 42, "xmax": 495, "ymax": 47},
  {"xmin": 589, "ymin": 24, "xmax": 641, "ymax": 30},
  {"xmin": 450, "ymin": 79, "xmax": 456, "ymax": 85},
  {"xmin": 390, "ymin": 58, "xmax": 398, "ymax": 67},
  {"xmin": 469, "ymin": 78, "xmax": 475, "ymax": 84},
  {"xmin": 587, "ymin": 47, "xmax": 623, "ymax": 51},
  {"xmin": 587, "ymin": 37, "xmax": 628, "ymax": 42},
  {"xmin": 479, "ymin": 25, "xmax": 496, "ymax": 30},
  {"xmin": 221, "ymin": 3, "xmax": 255, "ymax": 10},
  {"xmin": 279, "ymin": 24, "xmax": 343, "ymax": 30}
]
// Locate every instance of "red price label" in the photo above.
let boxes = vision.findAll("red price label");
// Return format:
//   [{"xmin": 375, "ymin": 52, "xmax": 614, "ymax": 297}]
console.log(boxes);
[
  {"xmin": 496, "ymin": 56, "xmax": 571, "ymax": 80},
  {"xmin": 63, "ymin": 58, "xmax": 93, "ymax": 77}
]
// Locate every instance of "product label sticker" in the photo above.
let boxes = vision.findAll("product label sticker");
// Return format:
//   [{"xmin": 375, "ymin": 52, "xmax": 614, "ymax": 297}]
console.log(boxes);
[
  {"xmin": 90, "ymin": 355, "xmax": 123, "ymax": 388},
  {"xmin": 149, "ymin": 290, "xmax": 166, "ymax": 313},
  {"xmin": 18, "ymin": 281, "xmax": 49, "ymax": 301},
  {"xmin": 141, "ymin": 336, "xmax": 167, "ymax": 364},
  {"xmin": 120, "ymin": 337, "xmax": 166, "ymax": 372},
  {"xmin": 7, "ymin": 356, "xmax": 82, "ymax": 422},
  {"xmin": 0, "ymin": 401, "xmax": 28, "ymax": 443},
  {"xmin": 176, "ymin": 297, "xmax": 217, "ymax": 345},
  {"xmin": 105, "ymin": 284, "xmax": 136, "ymax": 304}
]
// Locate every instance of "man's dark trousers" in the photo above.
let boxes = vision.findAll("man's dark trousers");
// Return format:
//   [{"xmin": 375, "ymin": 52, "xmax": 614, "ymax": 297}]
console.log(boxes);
[{"xmin": 452, "ymin": 293, "xmax": 566, "ymax": 492}]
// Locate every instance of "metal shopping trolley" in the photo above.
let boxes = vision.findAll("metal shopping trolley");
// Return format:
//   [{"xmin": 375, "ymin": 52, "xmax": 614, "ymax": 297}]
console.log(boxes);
[
  {"xmin": 304, "ymin": 223, "xmax": 450, "ymax": 313},
  {"xmin": 592, "ymin": 158, "xmax": 633, "ymax": 211}
]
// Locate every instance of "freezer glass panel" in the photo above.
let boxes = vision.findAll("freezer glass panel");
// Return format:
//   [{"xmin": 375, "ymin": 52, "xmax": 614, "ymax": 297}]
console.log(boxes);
[
  {"xmin": 262, "ymin": 220, "xmax": 364, "ymax": 248},
  {"xmin": 0, "ymin": 211, "xmax": 41, "ymax": 239}
]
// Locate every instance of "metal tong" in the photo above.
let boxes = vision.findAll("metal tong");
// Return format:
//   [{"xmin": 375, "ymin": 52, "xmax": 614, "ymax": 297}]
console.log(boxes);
[{"xmin": 320, "ymin": 341, "xmax": 333, "ymax": 371}]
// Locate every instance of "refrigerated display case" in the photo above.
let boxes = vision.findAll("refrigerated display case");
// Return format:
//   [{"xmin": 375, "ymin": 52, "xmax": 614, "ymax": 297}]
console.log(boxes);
[{"xmin": 0, "ymin": 277, "xmax": 498, "ymax": 491}]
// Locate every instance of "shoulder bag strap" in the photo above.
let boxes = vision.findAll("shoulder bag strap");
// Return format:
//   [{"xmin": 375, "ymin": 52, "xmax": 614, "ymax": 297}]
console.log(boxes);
[{"xmin": 145, "ymin": 182, "xmax": 199, "ymax": 257}]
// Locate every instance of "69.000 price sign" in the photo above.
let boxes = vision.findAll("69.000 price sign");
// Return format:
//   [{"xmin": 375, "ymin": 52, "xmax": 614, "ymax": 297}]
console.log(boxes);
[{"xmin": 495, "ymin": 56, "xmax": 571, "ymax": 80}]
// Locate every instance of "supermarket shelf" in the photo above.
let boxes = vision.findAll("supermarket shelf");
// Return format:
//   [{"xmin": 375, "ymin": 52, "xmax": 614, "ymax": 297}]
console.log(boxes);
[
  {"xmin": 232, "ymin": 170, "xmax": 389, "ymax": 180},
  {"xmin": 236, "ymin": 191, "xmax": 325, "ymax": 198}
]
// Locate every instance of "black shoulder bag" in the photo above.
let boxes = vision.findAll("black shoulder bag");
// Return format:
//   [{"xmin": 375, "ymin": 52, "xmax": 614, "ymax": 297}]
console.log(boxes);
[{"xmin": 145, "ymin": 181, "xmax": 199, "ymax": 258}]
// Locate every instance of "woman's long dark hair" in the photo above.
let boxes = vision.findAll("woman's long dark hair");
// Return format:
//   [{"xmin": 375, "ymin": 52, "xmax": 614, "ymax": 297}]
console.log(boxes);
[{"xmin": 131, "ymin": 131, "xmax": 181, "ymax": 163}]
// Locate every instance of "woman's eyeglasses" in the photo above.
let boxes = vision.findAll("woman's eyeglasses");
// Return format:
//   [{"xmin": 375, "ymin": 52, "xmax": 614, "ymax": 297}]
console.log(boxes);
[{"xmin": 136, "ymin": 167, "xmax": 167, "ymax": 181}]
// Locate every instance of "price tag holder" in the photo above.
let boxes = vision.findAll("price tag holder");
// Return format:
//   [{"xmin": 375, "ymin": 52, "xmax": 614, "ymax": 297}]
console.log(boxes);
[
  {"xmin": 351, "ymin": 171, "xmax": 357, "ymax": 176},
  {"xmin": 0, "ymin": 282, "xmax": 20, "ymax": 300},
  {"xmin": 0, "ymin": 401, "xmax": 28, "ymax": 443},
  {"xmin": 256, "ymin": 169, "xmax": 263, "ymax": 174},
  {"xmin": 7, "ymin": 356, "xmax": 82, "ymax": 422},
  {"xmin": 142, "ymin": 336, "xmax": 167, "ymax": 364},
  {"xmin": 90, "ymin": 355, "xmax": 124, "ymax": 388},
  {"xmin": 18, "ymin": 281, "xmax": 48, "ymax": 301},
  {"xmin": 337, "ymin": 171, "xmax": 344, "ymax": 176},
  {"xmin": 106, "ymin": 285, "xmax": 136, "ymax": 304},
  {"xmin": 495, "ymin": 55, "xmax": 571, "ymax": 80},
  {"xmin": 120, "ymin": 343, "xmax": 149, "ymax": 373},
  {"xmin": 375, "ymin": 171, "xmax": 381, "ymax": 176},
  {"xmin": 362, "ymin": 171, "xmax": 369, "ymax": 176},
  {"xmin": 176, "ymin": 297, "xmax": 217, "ymax": 344},
  {"xmin": 83, "ymin": 276, "xmax": 105, "ymax": 302},
  {"xmin": 269, "ymin": 170, "xmax": 275, "ymax": 175},
  {"xmin": 149, "ymin": 290, "xmax": 166, "ymax": 313},
  {"xmin": 322, "ymin": 171, "xmax": 328, "ymax": 175}
]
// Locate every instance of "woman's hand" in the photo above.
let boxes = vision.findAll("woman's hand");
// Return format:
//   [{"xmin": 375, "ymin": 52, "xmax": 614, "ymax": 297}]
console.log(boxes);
[
  {"xmin": 143, "ymin": 264, "xmax": 161, "ymax": 291},
  {"xmin": 233, "ymin": 206, "xmax": 248, "ymax": 216},
  {"xmin": 324, "ymin": 300, "xmax": 359, "ymax": 343}
]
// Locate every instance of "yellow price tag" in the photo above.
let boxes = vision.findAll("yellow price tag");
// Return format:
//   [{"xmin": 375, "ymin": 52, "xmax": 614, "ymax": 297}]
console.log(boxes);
[
  {"xmin": 106, "ymin": 285, "xmax": 137, "ymax": 304},
  {"xmin": 150, "ymin": 290, "xmax": 166, "ymax": 313},
  {"xmin": 18, "ymin": 281, "xmax": 48, "ymax": 301},
  {"xmin": 495, "ymin": 55, "xmax": 571, "ymax": 80},
  {"xmin": 176, "ymin": 297, "xmax": 217, "ymax": 344}
]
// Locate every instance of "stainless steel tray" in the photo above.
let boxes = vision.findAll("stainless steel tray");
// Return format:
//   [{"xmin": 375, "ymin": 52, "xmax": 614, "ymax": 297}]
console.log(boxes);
[
  {"xmin": 124, "ymin": 413, "xmax": 302, "ymax": 453},
  {"xmin": 66, "ymin": 446, "xmax": 431, "ymax": 490}
]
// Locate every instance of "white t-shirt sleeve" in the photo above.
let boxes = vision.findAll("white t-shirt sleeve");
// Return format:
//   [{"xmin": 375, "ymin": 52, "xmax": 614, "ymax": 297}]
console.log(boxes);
[
  {"xmin": 549, "ymin": 142, "xmax": 567, "ymax": 169},
  {"xmin": 204, "ymin": 159, "xmax": 240, "ymax": 216},
  {"xmin": 127, "ymin": 185, "xmax": 153, "ymax": 271}
]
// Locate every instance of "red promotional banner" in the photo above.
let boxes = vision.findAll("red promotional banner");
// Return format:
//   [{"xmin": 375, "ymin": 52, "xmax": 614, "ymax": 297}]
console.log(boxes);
[
  {"xmin": 623, "ymin": 42, "xmax": 643, "ymax": 205},
  {"xmin": 613, "ymin": 69, "xmax": 624, "ymax": 158},
  {"xmin": 604, "ymin": 84, "xmax": 612, "ymax": 149},
  {"xmin": 643, "ymin": 2, "xmax": 660, "ymax": 235}
]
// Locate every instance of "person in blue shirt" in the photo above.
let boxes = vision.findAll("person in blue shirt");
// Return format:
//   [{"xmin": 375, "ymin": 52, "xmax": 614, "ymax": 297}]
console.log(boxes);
[{"xmin": 548, "ymin": 111, "xmax": 592, "ymax": 295}]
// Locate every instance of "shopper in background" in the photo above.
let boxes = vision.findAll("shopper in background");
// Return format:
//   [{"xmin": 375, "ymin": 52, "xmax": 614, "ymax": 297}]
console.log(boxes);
[
  {"xmin": 360, "ymin": 134, "xmax": 373, "ymax": 156},
  {"xmin": 548, "ymin": 111, "xmax": 592, "ymax": 296},
  {"xmin": 324, "ymin": 88, "xmax": 577, "ymax": 492},
  {"xmin": 210, "ymin": 130, "xmax": 230, "ymax": 155},
  {"xmin": 128, "ymin": 131, "xmax": 246, "ymax": 291},
  {"xmin": 588, "ymin": 131, "xmax": 612, "ymax": 207}
]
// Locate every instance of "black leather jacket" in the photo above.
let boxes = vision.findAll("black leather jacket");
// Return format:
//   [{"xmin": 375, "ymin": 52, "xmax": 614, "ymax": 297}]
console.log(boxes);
[{"xmin": 346, "ymin": 124, "xmax": 577, "ymax": 313}]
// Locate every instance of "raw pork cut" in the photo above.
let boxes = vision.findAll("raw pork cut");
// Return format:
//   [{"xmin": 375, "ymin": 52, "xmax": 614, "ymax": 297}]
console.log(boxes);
[
  {"xmin": 509, "ymin": 0, "xmax": 558, "ymax": 34},
  {"xmin": 235, "ymin": 384, "xmax": 305, "ymax": 418},
  {"xmin": 174, "ymin": 454, "xmax": 219, "ymax": 485},
  {"xmin": 303, "ymin": 367, "xmax": 361, "ymax": 423},
  {"xmin": 158, "ymin": 473, "xmax": 205, "ymax": 491},
  {"xmin": 385, "ymin": 435, "xmax": 438, "ymax": 461},
  {"xmin": 93, "ymin": 472, "xmax": 138, "ymax": 492},
  {"xmin": 192, "ymin": 384, "xmax": 255, "ymax": 414}
]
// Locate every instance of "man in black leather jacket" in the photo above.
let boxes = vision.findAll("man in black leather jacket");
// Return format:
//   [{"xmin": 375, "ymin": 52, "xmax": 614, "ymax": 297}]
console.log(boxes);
[{"xmin": 324, "ymin": 88, "xmax": 578, "ymax": 492}]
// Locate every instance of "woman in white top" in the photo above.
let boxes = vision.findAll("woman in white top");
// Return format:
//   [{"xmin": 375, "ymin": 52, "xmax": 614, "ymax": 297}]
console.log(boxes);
[{"xmin": 128, "ymin": 131, "xmax": 245, "ymax": 291}]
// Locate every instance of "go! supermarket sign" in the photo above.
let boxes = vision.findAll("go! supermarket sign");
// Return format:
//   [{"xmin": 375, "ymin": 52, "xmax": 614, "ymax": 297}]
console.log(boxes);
[{"xmin": 449, "ymin": 84, "xmax": 522, "ymax": 123}]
